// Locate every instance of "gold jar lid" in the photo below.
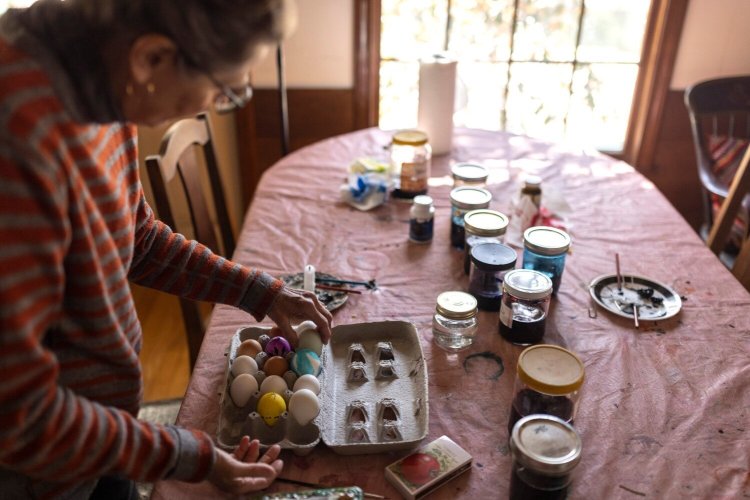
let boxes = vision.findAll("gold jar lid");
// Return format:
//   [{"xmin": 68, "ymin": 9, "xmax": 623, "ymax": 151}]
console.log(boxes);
[
  {"xmin": 464, "ymin": 209, "xmax": 509, "ymax": 237},
  {"xmin": 392, "ymin": 130, "xmax": 429, "ymax": 146},
  {"xmin": 510, "ymin": 414, "xmax": 582, "ymax": 476},
  {"xmin": 449, "ymin": 186, "xmax": 492, "ymax": 210},
  {"xmin": 517, "ymin": 344, "xmax": 584, "ymax": 395},
  {"xmin": 435, "ymin": 291, "xmax": 477, "ymax": 320}
]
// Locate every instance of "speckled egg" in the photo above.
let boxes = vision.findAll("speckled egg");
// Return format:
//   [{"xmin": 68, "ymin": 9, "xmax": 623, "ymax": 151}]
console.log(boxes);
[
  {"xmin": 293, "ymin": 374, "xmax": 321, "ymax": 395},
  {"xmin": 291, "ymin": 348, "xmax": 321, "ymax": 377},
  {"xmin": 259, "ymin": 374, "xmax": 288, "ymax": 395},
  {"xmin": 257, "ymin": 392, "xmax": 286, "ymax": 427},
  {"xmin": 265, "ymin": 336, "xmax": 292, "ymax": 357},
  {"xmin": 237, "ymin": 339, "xmax": 263, "ymax": 358},
  {"xmin": 263, "ymin": 355, "xmax": 289, "ymax": 377}
]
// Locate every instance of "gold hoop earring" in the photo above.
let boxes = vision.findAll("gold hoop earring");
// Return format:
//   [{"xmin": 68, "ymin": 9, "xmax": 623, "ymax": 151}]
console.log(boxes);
[
  {"xmin": 125, "ymin": 83, "xmax": 134, "ymax": 96},
  {"xmin": 146, "ymin": 82, "xmax": 156, "ymax": 94}
]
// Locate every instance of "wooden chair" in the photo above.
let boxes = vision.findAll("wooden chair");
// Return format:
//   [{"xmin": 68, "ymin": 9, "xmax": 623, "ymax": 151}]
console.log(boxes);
[
  {"xmin": 145, "ymin": 112, "xmax": 236, "ymax": 370},
  {"xmin": 707, "ymin": 145, "xmax": 750, "ymax": 290},
  {"xmin": 685, "ymin": 76, "xmax": 750, "ymax": 244}
]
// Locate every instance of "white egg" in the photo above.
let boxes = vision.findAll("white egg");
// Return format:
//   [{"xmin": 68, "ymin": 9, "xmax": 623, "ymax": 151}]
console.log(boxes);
[
  {"xmin": 259, "ymin": 374, "xmax": 288, "ymax": 395},
  {"xmin": 298, "ymin": 330, "xmax": 323, "ymax": 357},
  {"xmin": 289, "ymin": 389, "xmax": 320, "ymax": 426},
  {"xmin": 293, "ymin": 374, "xmax": 321, "ymax": 395},
  {"xmin": 229, "ymin": 373, "xmax": 258, "ymax": 407},
  {"xmin": 231, "ymin": 355, "xmax": 258, "ymax": 377},
  {"xmin": 294, "ymin": 320, "xmax": 318, "ymax": 334}
]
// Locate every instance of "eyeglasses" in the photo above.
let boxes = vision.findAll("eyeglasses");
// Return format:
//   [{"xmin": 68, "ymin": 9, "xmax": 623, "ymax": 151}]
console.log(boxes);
[{"xmin": 178, "ymin": 51, "xmax": 253, "ymax": 113}]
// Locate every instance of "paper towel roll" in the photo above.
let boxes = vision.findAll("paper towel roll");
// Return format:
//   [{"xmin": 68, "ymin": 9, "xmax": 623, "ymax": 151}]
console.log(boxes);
[{"xmin": 418, "ymin": 56, "xmax": 457, "ymax": 156}]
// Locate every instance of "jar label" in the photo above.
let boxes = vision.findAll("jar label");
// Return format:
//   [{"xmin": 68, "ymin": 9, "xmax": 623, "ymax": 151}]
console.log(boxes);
[
  {"xmin": 499, "ymin": 301, "xmax": 513, "ymax": 328},
  {"xmin": 400, "ymin": 161, "xmax": 428, "ymax": 193}
]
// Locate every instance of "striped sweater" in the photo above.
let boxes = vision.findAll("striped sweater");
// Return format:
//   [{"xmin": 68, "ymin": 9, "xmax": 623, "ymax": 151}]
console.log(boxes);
[{"xmin": 0, "ymin": 15, "xmax": 282, "ymax": 500}]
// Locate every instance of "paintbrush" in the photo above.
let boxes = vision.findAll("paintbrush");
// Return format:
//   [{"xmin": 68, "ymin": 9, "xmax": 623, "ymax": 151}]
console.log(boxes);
[{"xmin": 315, "ymin": 284, "xmax": 362, "ymax": 294}]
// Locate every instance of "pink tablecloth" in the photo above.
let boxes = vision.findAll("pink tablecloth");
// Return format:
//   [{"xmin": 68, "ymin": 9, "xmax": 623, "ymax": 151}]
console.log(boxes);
[{"xmin": 153, "ymin": 128, "xmax": 750, "ymax": 499}]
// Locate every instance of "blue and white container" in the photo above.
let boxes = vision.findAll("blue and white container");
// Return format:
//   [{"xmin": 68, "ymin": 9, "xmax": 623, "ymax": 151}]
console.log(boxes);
[{"xmin": 522, "ymin": 226, "xmax": 571, "ymax": 295}]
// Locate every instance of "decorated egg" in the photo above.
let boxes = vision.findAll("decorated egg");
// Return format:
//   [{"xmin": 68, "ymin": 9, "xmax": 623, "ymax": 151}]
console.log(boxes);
[
  {"xmin": 257, "ymin": 392, "xmax": 286, "ymax": 427},
  {"xmin": 288, "ymin": 388, "xmax": 320, "ymax": 426},
  {"xmin": 229, "ymin": 373, "xmax": 258, "ymax": 407},
  {"xmin": 237, "ymin": 339, "xmax": 263, "ymax": 358},
  {"xmin": 293, "ymin": 374, "xmax": 321, "ymax": 395},
  {"xmin": 259, "ymin": 374, "xmax": 288, "ymax": 395},
  {"xmin": 231, "ymin": 355, "xmax": 259, "ymax": 377},
  {"xmin": 263, "ymin": 356, "xmax": 289, "ymax": 377},
  {"xmin": 298, "ymin": 330, "xmax": 323, "ymax": 357},
  {"xmin": 265, "ymin": 336, "xmax": 292, "ymax": 357},
  {"xmin": 291, "ymin": 348, "xmax": 321, "ymax": 377},
  {"xmin": 258, "ymin": 334, "xmax": 272, "ymax": 349}
]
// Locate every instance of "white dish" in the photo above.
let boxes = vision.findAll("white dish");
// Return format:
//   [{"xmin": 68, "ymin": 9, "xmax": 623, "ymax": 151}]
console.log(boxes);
[{"xmin": 589, "ymin": 274, "xmax": 682, "ymax": 321}]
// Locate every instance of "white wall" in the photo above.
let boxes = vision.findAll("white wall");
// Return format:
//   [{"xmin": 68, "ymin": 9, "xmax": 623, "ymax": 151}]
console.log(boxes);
[
  {"xmin": 671, "ymin": 0, "xmax": 750, "ymax": 89},
  {"xmin": 252, "ymin": 0, "xmax": 354, "ymax": 89}
]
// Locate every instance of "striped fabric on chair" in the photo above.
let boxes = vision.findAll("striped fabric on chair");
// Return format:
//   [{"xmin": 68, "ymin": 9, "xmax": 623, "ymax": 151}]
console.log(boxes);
[{"xmin": 709, "ymin": 135, "xmax": 750, "ymax": 250}]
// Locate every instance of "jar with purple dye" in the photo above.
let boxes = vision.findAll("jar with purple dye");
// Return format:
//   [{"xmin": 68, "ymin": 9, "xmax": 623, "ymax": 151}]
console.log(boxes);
[
  {"xmin": 498, "ymin": 269, "xmax": 552, "ymax": 345},
  {"xmin": 468, "ymin": 242, "xmax": 516, "ymax": 311}
]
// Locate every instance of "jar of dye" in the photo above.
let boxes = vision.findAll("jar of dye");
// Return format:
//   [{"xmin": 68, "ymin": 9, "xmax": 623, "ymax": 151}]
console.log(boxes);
[
  {"xmin": 498, "ymin": 269, "xmax": 552, "ymax": 345},
  {"xmin": 522, "ymin": 226, "xmax": 571, "ymax": 295},
  {"xmin": 463, "ymin": 209, "xmax": 509, "ymax": 275},
  {"xmin": 507, "ymin": 344, "xmax": 584, "ymax": 435},
  {"xmin": 432, "ymin": 291, "xmax": 478, "ymax": 352},
  {"xmin": 451, "ymin": 162, "xmax": 489, "ymax": 189},
  {"xmin": 449, "ymin": 186, "xmax": 492, "ymax": 248},
  {"xmin": 468, "ymin": 242, "xmax": 516, "ymax": 311},
  {"xmin": 509, "ymin": 414, "xmax": 582, "ymax": 500},
  {"xmin": 390, "ymin": 130, "xmax": 431, "ymax": 199},
  {"xmin": 409, "ymin": 195, "xmax": 434, "ymax": 243}
]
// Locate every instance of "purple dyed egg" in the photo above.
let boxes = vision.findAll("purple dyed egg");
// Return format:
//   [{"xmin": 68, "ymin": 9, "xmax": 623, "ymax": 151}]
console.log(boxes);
[{"xmin": 265, "ymin": 336, "xmax": 292, "ymax": 357}]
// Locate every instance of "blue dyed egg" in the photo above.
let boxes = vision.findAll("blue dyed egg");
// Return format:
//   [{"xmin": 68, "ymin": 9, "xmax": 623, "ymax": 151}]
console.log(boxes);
[
  {"xmin": 291, "ymin": 349, "xmax": 322, "ymax": 377},
  {"xmin": 265, "ymin": 336, "xmax": 292, "ymax": 357}
]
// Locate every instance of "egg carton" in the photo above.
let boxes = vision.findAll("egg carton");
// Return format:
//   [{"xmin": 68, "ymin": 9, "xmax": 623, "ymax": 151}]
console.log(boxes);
[{"xmin": 217, "ymin": 321, "xmax": 429, "ymax": 455}]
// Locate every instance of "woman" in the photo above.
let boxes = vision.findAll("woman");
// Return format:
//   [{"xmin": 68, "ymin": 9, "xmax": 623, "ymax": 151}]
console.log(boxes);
[{"xmin": 0, "ymin": 0, "xmax": 332, "ymax": 498}]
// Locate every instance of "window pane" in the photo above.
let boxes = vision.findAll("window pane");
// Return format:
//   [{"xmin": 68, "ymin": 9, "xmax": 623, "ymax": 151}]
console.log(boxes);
[
  {"xmin": 379, "ymin": 61, "xmax": 420, "ymax": 130},
  {"xmin": 567, "ymin": 63, "xmax": 639, "ymax": 151},
  {"xmin": 454, "ymin": 62, "xmax": 508, "ymax": 130},
  {"xmin": 381, "ymin": 0, "xmax": 449, "ymax": 60},
  {"xmin": 513, "ymin": 0, "xmax": 582, "ymax": 62},
  {"xmin": 506, "ymin": 62, "xmax": 574, "ymax": 142},
  {"xmin": 448, "ymin": 0, "xmax": 515, "ymax": 61},
  {"xmin": 577, "ymin": 0, "xmax": 651, "ymax": 63}
]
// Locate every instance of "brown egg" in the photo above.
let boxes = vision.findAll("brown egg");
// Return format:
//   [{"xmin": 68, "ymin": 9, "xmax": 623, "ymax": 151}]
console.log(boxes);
[
  {"xmin": 263, "ymin": 355, "xmax": 289, "ymax": 377},
  {"xmin": 269, "ymin": 326, "xmax": 283, "ymax": 338},
  {"xmin": 237, "ymin": 339, "xmax": 263, "ymax": 358}
]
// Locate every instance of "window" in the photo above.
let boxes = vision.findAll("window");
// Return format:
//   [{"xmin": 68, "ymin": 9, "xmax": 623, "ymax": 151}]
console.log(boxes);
[
  {"xmin": 379, "ymin": 0, "xmax": 651, "ymax": 152},
  {"xmin": 0, "ymin": 0, "xmax": 36, "ymax": 12}
]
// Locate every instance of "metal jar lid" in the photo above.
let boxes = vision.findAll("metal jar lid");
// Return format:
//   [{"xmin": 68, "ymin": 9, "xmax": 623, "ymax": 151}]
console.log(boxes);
[
  {"xmin": 523, "ymin": 226, "xmax": 571, "ymax": 255},
  {"xmin": 464, "ymin": 209, "xmax": 509, "ymax": 237},
  {"xmin": 510, "ymin": 414, "xmax": 582, "ymax": 476},
  {"xmin": 470, "ymin": 242, "xmax": 517, "ymax": 271},
  {"xmin": 517, "ymin": 344, "xmax": 585, "ymax": 395},
  {"xmin": 451, "ymin": 163, "xmax": 489, "ymax": 183},
  {"xmin": 435, "ymin": 291, "xmax": 478, "ymax": 320},
  {"xmin": 392, "ymin": 130, "xmax": 429, "ymax": 146},
  {"xmin": 449, "ymin": 186, "xmax": 492, "ymax": 210},
  {"xmin": 502, "ymin": 269, "xmax": 552, "ymax": 300}
]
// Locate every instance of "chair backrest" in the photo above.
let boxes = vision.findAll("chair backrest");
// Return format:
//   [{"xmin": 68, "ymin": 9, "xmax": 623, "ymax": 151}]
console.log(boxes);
[
  {"xmin": 144, "ymin": 112, "xmax": 236, "ymax": 369},
  {"xmin": 706, "ymin": 144, "xmax": 750, "ymax": 290}
]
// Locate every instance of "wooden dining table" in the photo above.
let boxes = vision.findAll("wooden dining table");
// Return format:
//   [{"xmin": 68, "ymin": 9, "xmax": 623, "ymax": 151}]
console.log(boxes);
[{"xmin": 151, "ymin": 128, "xmax": 750, "ymax": 499}]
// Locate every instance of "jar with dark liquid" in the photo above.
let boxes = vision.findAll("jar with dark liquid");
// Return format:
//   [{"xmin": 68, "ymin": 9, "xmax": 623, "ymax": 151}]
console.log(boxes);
[
  {"xmin": 498, "ymin": 269, "xmax": 552, "ymax": 344},
  {"xmin": 468, "ymin": 242, "xmax": 516, "ymax": 311},
  {"xmin": 463, "ymin": 209, "xmax": 509, "ymax": 275},
  {"xmin": 522, "ymin": 226, "xmax": 571, "ymax": 295},
  {"xmin": 507, "ymin": 344, "xmax": 584, "ymax": 435},
  {"xmin": 509, "ymin": 414, "xmax": 582, "ymax": 500},
  {"xmin": 449, "ymin": 187, "xmax": 492, "ymax": 248}
]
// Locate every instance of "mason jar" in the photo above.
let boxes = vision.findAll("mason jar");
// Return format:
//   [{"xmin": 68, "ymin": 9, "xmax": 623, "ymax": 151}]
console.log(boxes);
[
  {"xmin": 390, "ymin": 130, "xmax": 431, "ymax": 199},
  {"xmin": 451, "ymin": 162, "xmax": 489, "ymax": 189},
  {"xmin": 468, "ymin": 242, "xmax": 517, "ymax": 312},
  {"xmin": 498, "ymin": 269, "xmax": 552, "ymax": 345},
  {"xmin": 449, "ymin": 186, "xmax": 492, "ymax": 249},
  {"xmin": 432, "ymin": 291, "xmax": 478, "ymax": 352},
  {"xmin": 463, "ymin": 209, "xmax": 509, "ymax": 275},
  {"xmin": 522, "ymin": 226, "xmax": 571, "ymax": 295}
]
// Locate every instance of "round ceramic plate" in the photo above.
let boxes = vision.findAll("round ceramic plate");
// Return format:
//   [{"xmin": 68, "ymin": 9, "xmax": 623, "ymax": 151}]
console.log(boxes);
[
  {"xmin": 589, "ymin": 274, "xmax": 682, "ymax": 321},
  {"xmin": 280, "ymin": 272, "xmax": 349, "ymax": 312}
]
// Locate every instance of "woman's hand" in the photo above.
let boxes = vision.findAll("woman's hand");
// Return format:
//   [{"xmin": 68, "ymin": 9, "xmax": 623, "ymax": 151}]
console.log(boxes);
[
  {"xmin": 267, "ymin": 286, "xmax": 332, "ymax": 347},
  {"xmin": 207, "ymin": 437, "xmax": 283, "ymax": 494}
]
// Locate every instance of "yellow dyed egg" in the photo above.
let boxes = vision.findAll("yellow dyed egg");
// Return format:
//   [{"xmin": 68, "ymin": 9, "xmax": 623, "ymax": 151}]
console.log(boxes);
[{"xmin": 257, "ymin": 392, "xmax": 286, "ymax": 427}]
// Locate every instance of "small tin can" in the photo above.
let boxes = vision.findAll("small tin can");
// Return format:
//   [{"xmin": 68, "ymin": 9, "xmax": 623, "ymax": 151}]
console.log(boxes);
[
  {"xmin": 498, "ymin": 269, "xmax": 552, "ymax": 345},
  {"xmin": 468, "ymin": 242, "xmax": 517, "ymax": 311},
  {"xmin": 449, "ymin": 187, "xmax": 492, "ymax": 249},
  {"xmin": 522, "ymin": 226, "xmax": 571, "ymax": 295},
  {"xmin": 409, "ymin": 195, "xmax": 434, "ymax": 243},
  {"xmin": 463, "ymin": 209, "xmax": 509, "ymax": 274},
  {"xmin": 451, "ymin": 162, "xmax": 489, "ymax": 188},
  {"xmin": 432, "ymin": 291, "xmax": 478, "ymax": 352}
]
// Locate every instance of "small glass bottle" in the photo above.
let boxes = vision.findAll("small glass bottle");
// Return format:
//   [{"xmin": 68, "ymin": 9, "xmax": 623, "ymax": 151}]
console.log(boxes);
[
  {"xmin": 507, "ymin": 344, "xmax": 585, "ymax": 435},
  {"xmin": 498, "ymin": 269, "xmax": 552, "ymax": 345},
  {"xmin": 409, "ymin": 195, "xmax": 434, "ymax": 243},
  {"xmin": 432, "ymin": 291, "xmax": 478, "ymax": 352},
  {"xmin": 507, "ymin": 174, "xmax": 543, "ymax": 241},
  {"xmin": 463, "ymin": 209, "xmax": 509, "ymax": 275},
  {"xmin": 390, "ymin": 130, "xmax": 431, "ymax": 199},
  {"xmin": 509, "ymin": 414, "xmax": 582, "ymax": 500},
  {"xmin": 522, "ymin": 226, "xmax": 571, "ymax": 295},
  {"xmin": 451, "ymin": 162, "xmax": 489, "ymax": 188},
  {"xmin": 521, "ymin": 174, "xmax": 542, "ymax": 208},
  {"xmin": 468, "ymin": 242, "xmax": 517, "ymax": 312},
  {"xmin": 449, "ymin": 186, "xmax": 492, "ymax": 249}
]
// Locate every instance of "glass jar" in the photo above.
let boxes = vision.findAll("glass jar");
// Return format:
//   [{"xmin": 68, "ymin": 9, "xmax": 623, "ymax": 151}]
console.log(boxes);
[
  {"xmin": 509, "ymin": 414, "xmax": 582, "ymax": 500},
  {"xmin": 432, "ymin": 291, "xmax": 478, "ymax": 352},
  {"xmin": 409, "ymin": 195, "xmax": 434, "ymax": 243},
  {"xmin": 507, "ymin": 344, "xmax": 585, "ymax": 434},
  {"xmin": 522, "ymin": 226, "xmax": 571, "ymax": 295},
  {"xmin": 498, "ymin": 269, "xmax": 552, "ymax": 345},
  {"xmin": 520, "ymin": 174, "xmax": 542, "ymax": 208},
  {"xmin": 390, "ymin": 130, "xmax": 431, "ymax": 199},
  {"xmin": 451, "ymin": 162, "xmax": 489, "ymax": 188},
  {"xmin": 463, "ymin": 209, "xmax": 509, "ymax": 275},
  {"xmin": 468, "ymin": 242, "xmax": 517, "ymax": 312},
  {"xmin": 449, "ymin": 186, "xmax": 492, "ymax": 249}
]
